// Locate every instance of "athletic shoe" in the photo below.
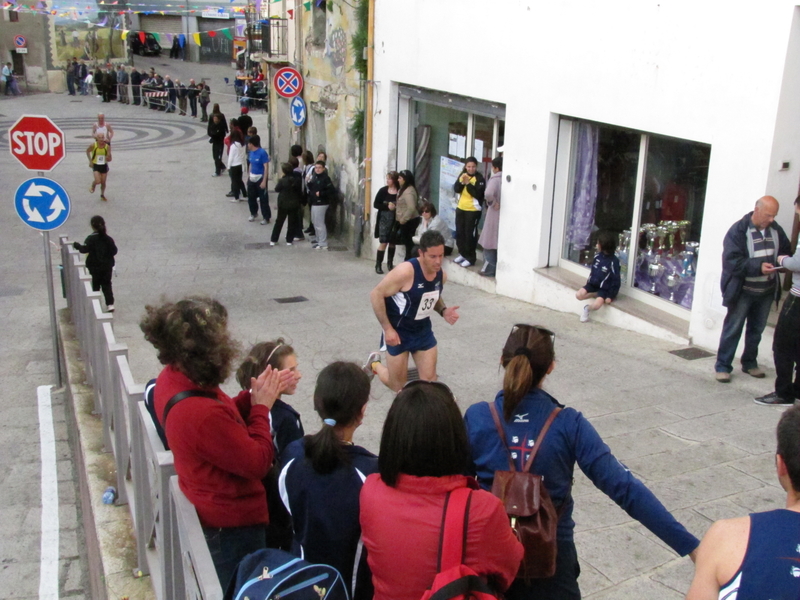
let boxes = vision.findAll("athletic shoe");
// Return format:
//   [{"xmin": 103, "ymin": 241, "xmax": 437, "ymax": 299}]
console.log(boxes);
[
  {"xmin": 453, "ymin": 255, "xmax": 465, "ymax": 264},
  {"xmin": 90, "ymin": 183, "xmax": 96, "ymax": 193},
  {"xmin": 212, "ymin": 173, "xmax": 220, "ymax": 177},
  {"xmin": 754, "ymin": 392, "xmax": 794, "ymax": 406},
  {"xmin": 225, "ymin": 192, "xmax": 234, "ymax": 197},
  {"xmin": 107, "ymin": 305, "xmax": 115, "ymax": 312},
  {"xmin": 248, "ymin": 215, "xmax": 256, "ymax": 222},
  {"xmin": 580, "ymin": 305, "xmax": 590, "ymax": 322},
  {"xmin": 315, "ymin": 246, "xmax": 327, "ymax": 251},
  {"xmin": 260, "ymin": 220, "xmax": 268, "ymax": 225},
  {"xmin": 100, "ymin": 196, "xmax": 108, "ymax": 202},
  {"xmin": 293, "ymin": 237, "xmax": 305, "ymax": 242},
  {"xmin": 743, "ymin": 367, "xmax": 766, "ymax": 379},
  {"xmin": 362, "ymin": 352, "xmax": 381, "ymax": 380},
  {"xmin": 460, "ymin": 260, "xmax": 472, "ymax": 268},
  {"xmin": 715, "ymin": 372, "xmax": 731, "ymax": 383},
  {"xmin": 269, "ymin": 241, "xmax": 276, "ymax": 246},
  {"xmin": 286, "ymin": 242, "xmax": 292, "ymax": 246},
  {"xmin": 229, "ymin": 198, "xmax": 239, "ymax": 203}
]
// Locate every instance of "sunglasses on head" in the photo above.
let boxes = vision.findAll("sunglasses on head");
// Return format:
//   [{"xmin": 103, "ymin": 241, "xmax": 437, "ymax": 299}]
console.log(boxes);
[{"xmin": 508, "ymin": 324, "xmax": 556, "ymax": 349}]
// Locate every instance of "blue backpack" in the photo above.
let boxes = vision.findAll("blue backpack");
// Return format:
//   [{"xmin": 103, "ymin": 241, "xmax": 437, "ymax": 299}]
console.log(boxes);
[{"xmin": 225, "ymin": 549, "xmax": 350, "ymax": 600}]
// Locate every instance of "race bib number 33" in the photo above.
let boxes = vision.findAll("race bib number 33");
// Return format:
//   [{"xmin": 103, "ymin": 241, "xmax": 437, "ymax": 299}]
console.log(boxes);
[{"xmin": 415, "ymin": 291, "xmax": 439, "ymax": 320}]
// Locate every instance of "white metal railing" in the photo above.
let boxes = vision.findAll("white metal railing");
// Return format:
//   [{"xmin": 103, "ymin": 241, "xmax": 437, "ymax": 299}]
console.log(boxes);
[{"xmin": 59, "ymin": 236, "xmax": 223, "ymax": 600}]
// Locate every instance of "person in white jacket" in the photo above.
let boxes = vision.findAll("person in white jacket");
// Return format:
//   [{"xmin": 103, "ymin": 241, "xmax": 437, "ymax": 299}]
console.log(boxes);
[
  {"xmin": 412, "ymin": 201, "xmax": 453, "ymax": 256},
  {"xmin": 226, "ymin": 129, "xmax": 248, "ymax": 202}
]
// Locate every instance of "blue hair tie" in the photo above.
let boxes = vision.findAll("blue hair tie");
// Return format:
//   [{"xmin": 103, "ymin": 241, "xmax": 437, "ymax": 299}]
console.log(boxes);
[{"xmin": 323, "ymin": 418, "xmax": 336, "ymax": 427}]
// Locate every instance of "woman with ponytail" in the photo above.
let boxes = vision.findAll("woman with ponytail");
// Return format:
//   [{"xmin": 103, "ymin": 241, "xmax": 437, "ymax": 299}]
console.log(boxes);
[
  {"xmin": 464, "ymin": 324, "xmax": 699, "ymax": 599},
  {"xmin": 278, "ymin": 362, "xmax": 377, "ymax": 600}
]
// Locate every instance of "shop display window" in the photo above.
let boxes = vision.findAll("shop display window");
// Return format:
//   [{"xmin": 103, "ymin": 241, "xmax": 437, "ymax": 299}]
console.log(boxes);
[{"xmin": 561, "ymin": 119, "xmax": 710, "ymax": 309}]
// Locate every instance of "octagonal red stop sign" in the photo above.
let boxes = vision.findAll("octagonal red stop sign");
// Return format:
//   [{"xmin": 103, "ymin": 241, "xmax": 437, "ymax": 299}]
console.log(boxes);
[{"xmin": 8, "ymin": 115, "xmax": 66, "ymax": 172}]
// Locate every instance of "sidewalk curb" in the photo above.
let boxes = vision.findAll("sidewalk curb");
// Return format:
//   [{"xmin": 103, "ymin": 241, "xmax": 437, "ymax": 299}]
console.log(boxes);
[{"xmin": 58, "ymin": 307, "xmax": 155, "ymax": 600}]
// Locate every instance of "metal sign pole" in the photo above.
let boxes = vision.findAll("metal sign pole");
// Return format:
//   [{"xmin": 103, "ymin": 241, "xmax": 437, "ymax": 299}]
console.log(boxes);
[{"xmin": 43, "ymin": 229, "xmax": 62, "ymax": 388}]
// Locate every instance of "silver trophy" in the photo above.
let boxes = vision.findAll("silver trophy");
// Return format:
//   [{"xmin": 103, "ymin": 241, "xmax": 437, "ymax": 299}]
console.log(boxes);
[
  {"xmin": 666, "ymin": 271, "xmax": 681, "ymax": 302},
  {"xmin": 655, "ymin": 226, "xmax": 670, "ymax": 255},
  {"xmin": 642, "ymin": 224, "xmax": 657, "ymax": 256},
  {"xmin": 681, "ymin": 242, "xmax": 700, "ymax": 277},
  {"xmin": 648, "ymin": 260, "xmax": 666, "ymax": 294}
]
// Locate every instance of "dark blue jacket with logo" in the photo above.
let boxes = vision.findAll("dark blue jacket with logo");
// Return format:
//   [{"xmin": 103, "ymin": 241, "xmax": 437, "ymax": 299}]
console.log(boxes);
[
  {"xmin": 464, "ymin": 388, "xmax": 698, "ymax": 556},
  {"xmin": 587, "ymin": 251, "xmax": 621, "ymax": 299}
]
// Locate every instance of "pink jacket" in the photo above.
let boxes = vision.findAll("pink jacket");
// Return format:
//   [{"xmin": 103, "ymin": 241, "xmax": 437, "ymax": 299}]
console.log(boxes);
[{"xmin": 360, "ymin": 473, "xmax": 523, "ymax": 600}]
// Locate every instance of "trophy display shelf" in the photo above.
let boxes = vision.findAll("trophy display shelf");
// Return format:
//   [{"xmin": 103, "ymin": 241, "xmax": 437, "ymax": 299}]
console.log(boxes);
[{"xmin": 634, "ymin": 252, "xmax": 695, "ymax": 309}]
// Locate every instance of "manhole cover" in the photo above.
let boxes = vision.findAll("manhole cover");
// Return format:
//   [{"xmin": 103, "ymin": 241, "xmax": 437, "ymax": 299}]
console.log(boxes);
[
  {"xmin": 274, "ymin": 296, "xmax": 308, "ymax": 304},
  {"xmin": 245, "ymin": 243, "xmax": 270, "ymax": 250},
  {"xmin": 669, "ymin": 347, "xmax": 714, "ymax": 360}
]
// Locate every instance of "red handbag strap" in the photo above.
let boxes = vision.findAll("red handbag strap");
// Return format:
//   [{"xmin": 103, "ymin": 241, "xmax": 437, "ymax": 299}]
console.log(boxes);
[
  {"xmin": 522, "ymin": 408, "xmax": 561, "ymax": 473},
  {"xmin": 436, "ymin": 488, "xmax": 472, "ymax": 572},
  {"xmin": 488, "ymin": 402, "xmax": 515, "ymax": 471}
]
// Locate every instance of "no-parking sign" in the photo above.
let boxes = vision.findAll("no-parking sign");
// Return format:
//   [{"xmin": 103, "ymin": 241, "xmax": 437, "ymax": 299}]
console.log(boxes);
[
  {"xmin": 273, "ymin": 67, "xmax": 303, "ymax": 98},
  {"xmin": 14, "ymin": 35, "xmax": 27, "ymax": 49}
]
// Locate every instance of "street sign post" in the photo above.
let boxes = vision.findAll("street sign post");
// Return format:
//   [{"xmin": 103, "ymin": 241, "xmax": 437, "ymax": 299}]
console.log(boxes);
[
  {"xmin": 9, "ymin": 115, "xmax": 66, "ymax": 172},
  {"xmin": 290, "ymin": 96, "xmax": 306, "ymax": 127},
  {"xmin": 9, "ymin": 115, "xmax": 68, "ymax": 388},
  {"xmin": 273, "ymin": 67, "xmax": 303, "ymax": 98}
]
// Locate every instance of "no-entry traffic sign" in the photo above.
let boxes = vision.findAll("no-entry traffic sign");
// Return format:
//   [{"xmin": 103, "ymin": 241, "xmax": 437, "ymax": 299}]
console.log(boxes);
[
  {"xmin": 273, "ymin": 67, "xmax": 303, "ymax": 98},
  {"xmin": 8, "ymin": 115, "xmax": 66, "ymax": 172}
]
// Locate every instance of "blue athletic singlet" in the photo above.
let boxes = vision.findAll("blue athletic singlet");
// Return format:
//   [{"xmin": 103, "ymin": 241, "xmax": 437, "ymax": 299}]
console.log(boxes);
[
  {"xmin": 384, "ymin": 258, "xmax": 443, "ymax": 335},
  {"xmin": 717, "ymin": 509, "xmax": 800, "ymax": 599}
]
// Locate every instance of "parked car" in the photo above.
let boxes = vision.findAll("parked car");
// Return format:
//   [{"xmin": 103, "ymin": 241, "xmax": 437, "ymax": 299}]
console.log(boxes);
[{"xmin": 131, "ymin": 33, "xmax": 161, "ymax": 56}]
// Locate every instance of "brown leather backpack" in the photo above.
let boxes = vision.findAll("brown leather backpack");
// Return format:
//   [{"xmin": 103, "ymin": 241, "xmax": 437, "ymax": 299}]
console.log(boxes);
[{"xmin": 488, "ymin": 403, "xmax": 563, "ymax": 580}]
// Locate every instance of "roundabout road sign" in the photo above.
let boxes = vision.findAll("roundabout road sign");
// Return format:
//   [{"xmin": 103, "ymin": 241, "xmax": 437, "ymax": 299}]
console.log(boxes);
[
  {"xmin": 273, "ymin": 67, "xmax": 303, "ymax": 98},
  {"xmin": 15, "ymin": 177, "xmax": 71, "ymax": 231},
  {"xmin": 290, "ymin": 96, "xmax": 306, "ymax": 127}
]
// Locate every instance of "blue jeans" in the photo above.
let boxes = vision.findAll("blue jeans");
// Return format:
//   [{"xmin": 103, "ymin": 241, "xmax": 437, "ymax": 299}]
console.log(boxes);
[
  {"xmin": 203, "ymin": 524, "xmax": 266, "ymax": 590},
  {"xmin": 715, "ymin": 291, "xmax": 774, "ymax": 373}
]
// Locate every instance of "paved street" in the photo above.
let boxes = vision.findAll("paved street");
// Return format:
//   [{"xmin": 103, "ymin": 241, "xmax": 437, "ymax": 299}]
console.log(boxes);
[{"xmin": 0, "ymin": 72, "xmax": 790, "ymax": 598}]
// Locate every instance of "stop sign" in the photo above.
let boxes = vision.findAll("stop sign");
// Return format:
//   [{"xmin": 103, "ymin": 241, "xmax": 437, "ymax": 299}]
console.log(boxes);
[{"xmin": 8, "ymin": 115, "xmax": 66, "ymax": 172}]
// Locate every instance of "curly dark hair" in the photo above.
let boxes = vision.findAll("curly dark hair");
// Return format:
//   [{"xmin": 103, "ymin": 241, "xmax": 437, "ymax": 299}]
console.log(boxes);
[{"xmin": 139, "ymin": 296, "xmax": 239, "ymax": 388}]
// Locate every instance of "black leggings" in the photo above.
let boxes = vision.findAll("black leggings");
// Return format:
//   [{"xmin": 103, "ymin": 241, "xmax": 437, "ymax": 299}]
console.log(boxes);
[
  {"xmin": 90, "ymin": 267, "xmax": 114, "ymax": 306},
  {"xmin": 229, "ymin": 165, "xmax": 247, "ymax": 199}
]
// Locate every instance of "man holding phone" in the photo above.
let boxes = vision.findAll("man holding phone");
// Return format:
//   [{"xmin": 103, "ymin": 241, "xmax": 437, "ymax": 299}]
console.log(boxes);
[{"xmin": 715, "ymin": 196, "xmax": 791, "ymax": 383}]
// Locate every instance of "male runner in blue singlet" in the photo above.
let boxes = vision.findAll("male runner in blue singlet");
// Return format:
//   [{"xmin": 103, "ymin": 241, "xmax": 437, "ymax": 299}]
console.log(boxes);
[
  {"xmin": 366, "ymin": 230, "xmax": 460, "ymax": 391},
  {"xmin": 686, "ymin": 404, "xmax": 800, "ymax": 599}
]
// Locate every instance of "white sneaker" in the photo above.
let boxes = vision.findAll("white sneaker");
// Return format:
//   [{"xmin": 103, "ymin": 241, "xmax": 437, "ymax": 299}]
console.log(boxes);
[
  {"xmin": 286, "ymin": 242, "xmax": 293, "ymax": 246},
  {"xmin": 580, "ymin": 305, "xmax": 590, "ymax": 323},
  {"xmin": 453, "ymin": 255, "xmax": 465, "ymax": 265},
  {"xmin": 460, "ymin": 260, "xmax": 472, "ymax": 268},
  {"xmin": 269, "ymin": 241, "xmax": 276, "ymax": 246},
  {"xmin": 362, "ymin": 352, "xmax": 381, "ymax": 380},
  {"xmin": 107, "ymin": 305, "xmax": 115, "ymax": 313},
  {"xmin": 248, "ymin": 215, "xmax": 256, "ymax": 222}
]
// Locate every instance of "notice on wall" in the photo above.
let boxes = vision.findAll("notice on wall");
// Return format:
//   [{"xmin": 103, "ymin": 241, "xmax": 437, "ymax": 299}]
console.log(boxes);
[{"xmin": 438, "ymin": 156, "xmax": 464, "ymax": 232}]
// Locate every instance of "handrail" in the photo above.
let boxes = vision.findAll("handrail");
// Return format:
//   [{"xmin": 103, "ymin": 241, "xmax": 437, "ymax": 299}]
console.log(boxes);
[{"xmin": 59, "ymin": 235, "xmax": 223, "ymax": 600}]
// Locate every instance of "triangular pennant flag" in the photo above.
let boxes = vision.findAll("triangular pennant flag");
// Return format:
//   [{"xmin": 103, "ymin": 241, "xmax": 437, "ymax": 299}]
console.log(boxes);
[
  {"xmin": 164, "ymin": 32, "xmax": 173, "ymax": 45},
  {"xmin": 191, "ymin": 31, "xmax": 201, "ymax": 46},
  {"xmin": 207, "ymin": 30, "xmax": 216, "ymax": 37},
  {"xmin": 179, "ymin": 33, "xmax": 185, "ymax": 47},
  {"xmin": 121, "ymin": 29, "xmax": 128, "ymax": 40},
  {"xmin": 139, "ymin": 30, "xmax": 145, "ymax": 43},
  {"xmin": 287, "ymin": 8, "xmax": 293, "ymax": 18},
  {"xmin": 303, "ymin": 1, "xmax": 310, "ymax": 10},
  {"xmin": 221, "ymin": 28, "xmax": 232, "ymax": 40},
  {"xmin": 151, "ymin": 31, "xmax": 160, "ymax": 42}
]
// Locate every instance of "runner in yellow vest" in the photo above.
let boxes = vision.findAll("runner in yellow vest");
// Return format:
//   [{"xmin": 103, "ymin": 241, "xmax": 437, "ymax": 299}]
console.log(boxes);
[{"xmin": 87, "ymin": 135, "xmax": 112, "ymax": 201}]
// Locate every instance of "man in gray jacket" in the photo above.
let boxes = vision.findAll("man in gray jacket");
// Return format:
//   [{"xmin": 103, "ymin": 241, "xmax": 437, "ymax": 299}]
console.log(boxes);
[{"xmin": 755, "ymin": 196, "xmax": 800, "ymax": 405}]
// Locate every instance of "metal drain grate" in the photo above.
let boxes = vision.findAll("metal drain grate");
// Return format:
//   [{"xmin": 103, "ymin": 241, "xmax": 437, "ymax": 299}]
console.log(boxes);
[
  {"xmin": 274, "ymin": 296, "xmax": 308, "ymax": 304},
  {"xmin": 244, "ymin": 243, "xmax": 270, "ymax": 250},
  {"xmin": 669, "ymin": 347, "xmax": 714, "ymax": 360},
  {"xmin": 327, "ymin": 245, "xmax": 348, "ymax": 252}
]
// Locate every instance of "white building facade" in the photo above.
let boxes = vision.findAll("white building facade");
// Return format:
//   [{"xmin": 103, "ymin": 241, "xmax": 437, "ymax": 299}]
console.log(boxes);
[{"xmin": 369, "ymin": 0, "xmax": 800, "ymax": 351}]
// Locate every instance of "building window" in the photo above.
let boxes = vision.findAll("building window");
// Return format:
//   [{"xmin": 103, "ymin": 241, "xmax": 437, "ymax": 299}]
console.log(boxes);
[
  {"xmin": 561, "ymin": 118, "xmax": 710, "ymax": 309},
  {"xmin": 9, "ymin": 10, "xmax": 19, "ymax": 21}
]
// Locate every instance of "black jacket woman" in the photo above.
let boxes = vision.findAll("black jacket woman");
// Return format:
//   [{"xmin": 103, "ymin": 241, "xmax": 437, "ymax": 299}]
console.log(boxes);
[
  {"xmin": 207, "ymin": 110, "xmax": 228, "ymax": 176},
  {"xmin": 271, "ymin": 163, "xmax": 304, "ymax": 245},
  {"xmin": 373, "ymin": 171, "xmax": 400, "ymax": 274},
  {"xmin": 73, "ymin": 215, "xmax": 117, "ymax": 311},
  {"xmin": 395, "ymin": 170, "xmax": 421, "ymax": 261}
]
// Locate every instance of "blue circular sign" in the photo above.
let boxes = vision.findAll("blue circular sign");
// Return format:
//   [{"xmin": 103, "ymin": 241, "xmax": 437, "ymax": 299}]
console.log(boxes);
[
  {"xmin": 290, "ymin": 96, "xmax": 306, "ymax": 127},
  {"xmin": 15, "ymin": 177, "xmax": 71, "ymax": 231}
]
